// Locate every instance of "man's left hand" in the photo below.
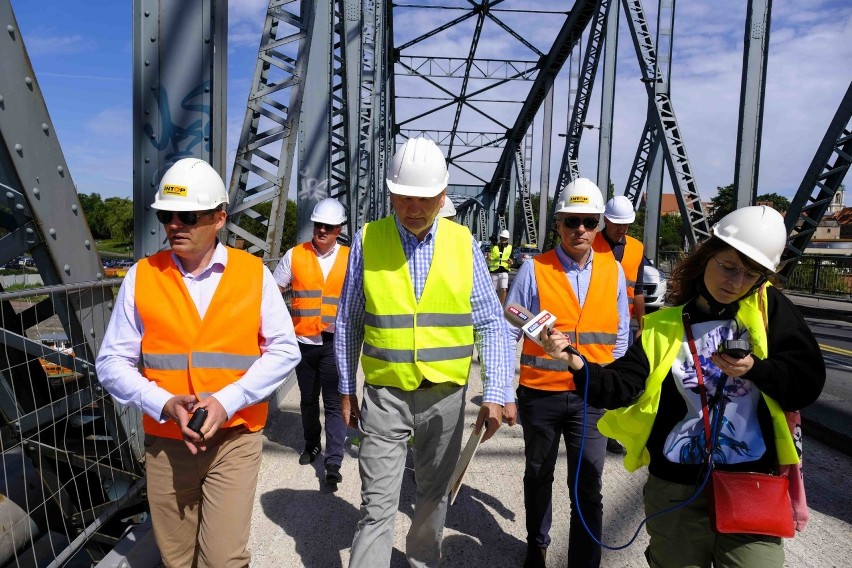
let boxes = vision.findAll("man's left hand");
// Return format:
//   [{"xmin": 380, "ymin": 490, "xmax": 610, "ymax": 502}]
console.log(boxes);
[
  {"xmin": 475, "ymin": 402, "xmax": 503, "ymax": 442},
  {"xmin": 187, "ymin": 396, "xmax": 229, "ymax": 452}
]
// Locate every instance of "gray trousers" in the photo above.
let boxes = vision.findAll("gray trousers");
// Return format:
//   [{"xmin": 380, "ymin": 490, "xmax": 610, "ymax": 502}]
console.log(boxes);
[{"xmin": 349, "ymin": 383, "xmax": 466, "ymax": 568}]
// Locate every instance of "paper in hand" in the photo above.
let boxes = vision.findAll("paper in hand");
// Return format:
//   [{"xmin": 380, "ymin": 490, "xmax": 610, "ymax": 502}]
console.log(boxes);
[{"xmin": 446, "ymin": 424, "xmax": 487, "ymax": 505}]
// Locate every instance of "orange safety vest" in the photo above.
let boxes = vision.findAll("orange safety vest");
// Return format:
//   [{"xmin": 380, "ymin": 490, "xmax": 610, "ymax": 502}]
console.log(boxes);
[
  {"xmin": 519, "ymin": 249, "xmax": 619, "ymax": 391},
  {"xmin": 290, "ymin": 243, "xmax": 350, "ymax": 337},
  {"xmin": 593, "ymin": 232, "xmax": 644, "ymax": 317},
  {"xmin": 136, "ymin": 248, "xmax": 266, "ymax": 439}
]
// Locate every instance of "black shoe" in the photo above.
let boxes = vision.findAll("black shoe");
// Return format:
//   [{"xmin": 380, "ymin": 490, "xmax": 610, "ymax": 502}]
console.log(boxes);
[
  {"xmin": 523, "ymin": 546, "xmax": 546, "ymax": 568},
  {"xmin": 606, "ymin": 438, "xmax": 625, "ymax": 455},
  {"xmin": 299, "ymin": 445, "xmax": 321, "ymax": 465},
  {"xmin": 325, "ymin": 464, "xmax": 343, "ymax": 485}
]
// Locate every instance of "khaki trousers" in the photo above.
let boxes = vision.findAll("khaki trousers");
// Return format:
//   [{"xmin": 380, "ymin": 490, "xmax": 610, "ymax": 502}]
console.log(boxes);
[{"xmin": 145, "ymin": 427, "xmax": 262, "ymax": 568}]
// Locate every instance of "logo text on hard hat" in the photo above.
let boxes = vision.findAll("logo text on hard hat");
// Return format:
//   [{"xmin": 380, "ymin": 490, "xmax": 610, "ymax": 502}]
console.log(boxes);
[
  {"xmin": 163, "ymin": 184, "xmax": 188, "ymax": 197},
  {"xmin": 569, "ymin": 196, "xmax": 590, "ymax": 204}
]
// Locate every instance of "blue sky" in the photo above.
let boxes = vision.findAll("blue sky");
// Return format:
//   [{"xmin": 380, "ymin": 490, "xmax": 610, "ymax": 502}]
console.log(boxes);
[{"xmin": 9, "ymin": 0, "xmax": 852, "ymax": 204}]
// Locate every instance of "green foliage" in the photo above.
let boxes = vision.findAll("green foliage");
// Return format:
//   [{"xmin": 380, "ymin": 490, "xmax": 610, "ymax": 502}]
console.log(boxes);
[
  {"xmin": 234, "ymin": 199, "xmax": 298, "ymax": 256},
  {"xmin": 709, "ymin": 184, "xmax": 791, "ymax": 225},
  {"xmin": 78, "ymin": 192, "xmax": 132, "ymax": 241}
]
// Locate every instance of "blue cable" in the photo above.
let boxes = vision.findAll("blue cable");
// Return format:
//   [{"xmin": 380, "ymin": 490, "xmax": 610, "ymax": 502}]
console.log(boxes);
[{"xmin": 571, "ymin": 353, "xmax": 717, "ymax": 551}]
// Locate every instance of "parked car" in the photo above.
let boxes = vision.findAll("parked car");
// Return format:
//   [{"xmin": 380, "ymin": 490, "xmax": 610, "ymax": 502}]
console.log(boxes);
[
  {"xmin": 641, "ymin": 256, "xmax": 668, "ymax": 310},
  {"xmin": 511, "ymin": 245, "xmax": 542, "ymax": 268}
]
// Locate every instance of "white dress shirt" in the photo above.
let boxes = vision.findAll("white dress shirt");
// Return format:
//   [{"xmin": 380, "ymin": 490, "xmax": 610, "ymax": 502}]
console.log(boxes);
[{"xmin": 95, "ymin": 243, "xmax": 301, "ymax": 422}]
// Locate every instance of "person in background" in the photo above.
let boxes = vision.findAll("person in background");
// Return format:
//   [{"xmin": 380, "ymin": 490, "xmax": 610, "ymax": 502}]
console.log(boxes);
[
  {"xmin": 542, "ymin": 205, "xmax": 825, "ymax": 568},
  {"xmin": 505, "ymin": 177, "xmax": 629, "ymax": 568},
  {"xmin": 96, "ymin": 158, "xmax": 301, "ymax": 567},
  {"xmin": 489, "ymin": 229, "xmax": 513, "ymax": 304},
  {"xmin": 273, "ymin": 197, "xmax": 349, "ymax": 485},
  {"xmin": 336, "ymin": 137, "xmax": 515, "ymax": 567},
  {"xmin": 592, "ymin": 194, "xmax": 646, "ymax": 456},
  {"xmin": 438, "ymin": 197, "xmax": 456, "ymax": 221}
]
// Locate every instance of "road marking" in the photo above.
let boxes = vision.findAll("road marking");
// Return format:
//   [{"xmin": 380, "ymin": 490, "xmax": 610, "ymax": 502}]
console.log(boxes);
[{"xmin": 820, "ymin": 344, "xmax": 852, "ymax": 356}]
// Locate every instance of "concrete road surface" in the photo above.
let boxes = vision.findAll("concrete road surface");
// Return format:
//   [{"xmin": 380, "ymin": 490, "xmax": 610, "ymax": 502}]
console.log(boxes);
[{"xmin": 249, "ymin": 353, "xmax": 852, "ymax": 567}]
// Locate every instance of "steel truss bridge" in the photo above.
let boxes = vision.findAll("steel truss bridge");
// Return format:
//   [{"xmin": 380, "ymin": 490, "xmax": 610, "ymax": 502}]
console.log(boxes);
[{"xmin": 0, "ymin": 0, "xmax": 850, "ymax": 564}]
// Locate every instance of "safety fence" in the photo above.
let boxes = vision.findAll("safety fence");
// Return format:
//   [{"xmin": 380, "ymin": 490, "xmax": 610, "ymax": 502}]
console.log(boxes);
[{"xmin": 0, "ymin": 280, "xmax": 145, "ymax": 567}]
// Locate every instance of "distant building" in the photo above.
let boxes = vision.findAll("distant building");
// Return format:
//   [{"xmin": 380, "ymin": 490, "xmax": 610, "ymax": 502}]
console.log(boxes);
[
  {"xmin": 640, "ymin": 192, "xmax": 713, "ymax": 216},
  {"xmin": 831, "ymin": 207, "xmax": 852, "ymax": 239},
  {"xmin": 828, "ymin": 186, "xmax": 846, "ymax": 215}
]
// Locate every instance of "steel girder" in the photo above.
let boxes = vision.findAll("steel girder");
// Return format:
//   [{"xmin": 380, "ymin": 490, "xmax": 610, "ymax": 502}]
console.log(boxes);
[
  {"xmin": 133, "ymin": 0, "xmax": 228, "ymax": 258},
  {"xmin": 780, "ymin": 81, "xmax": 852, "ymax": 276},
  {"xmin": 622, "ymin": 0, "xmax": 710, "ymax": 245},
  {"xmin": 225, "ymin": 0, "xmax": 313, "ymax": 257},
  {"xmin": 733, "ymin": 0, "xmax": 772, "ymax": 209},
  {"xmin": 545, "ymin": 0, "xmax": 610, "ymax": 248}
]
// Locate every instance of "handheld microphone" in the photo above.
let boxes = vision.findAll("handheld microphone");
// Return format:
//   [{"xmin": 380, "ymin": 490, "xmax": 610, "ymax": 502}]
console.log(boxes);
[{"xmin": 503, "ymin": 303, "xmax": 582, "ymax": 358}]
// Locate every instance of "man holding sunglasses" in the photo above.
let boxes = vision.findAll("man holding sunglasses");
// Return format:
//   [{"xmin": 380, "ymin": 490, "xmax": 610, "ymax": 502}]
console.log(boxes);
[
  {"xmin": 272, "ymin": 197, "xmax": 349, "ymax": 485},
  {"xmin": 505, "ymin": 177, "xmax": 629, "ymax": 568},
  {"xmin": 96, "ymin": 158, "xmax": 301, "ymax": 567}
]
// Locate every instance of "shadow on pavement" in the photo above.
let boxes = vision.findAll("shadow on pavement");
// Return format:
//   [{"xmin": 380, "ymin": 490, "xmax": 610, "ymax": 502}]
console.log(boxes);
[{"xmin": 264, "ymin": 407, "xmax": 304, "ymax": 454}]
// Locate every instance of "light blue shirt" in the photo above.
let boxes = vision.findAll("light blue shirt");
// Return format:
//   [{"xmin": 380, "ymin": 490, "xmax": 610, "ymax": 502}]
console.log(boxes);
[
  {"xmin": 505, "ymin": 245, "xmax": 630, "ymax": 398},
  {"xmin": 335, "ymin": 216, "xmax": 514, "ymax": 405}
]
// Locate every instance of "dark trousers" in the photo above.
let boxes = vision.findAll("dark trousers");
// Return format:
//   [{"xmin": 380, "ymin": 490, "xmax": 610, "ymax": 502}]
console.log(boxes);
[
  {"xmin": 517, "ymin": 385, "xmax": 606, "ymax": 568},
  {"xmin": 296, "ymin": 336, "xmax": 345, "ymax": 466}
]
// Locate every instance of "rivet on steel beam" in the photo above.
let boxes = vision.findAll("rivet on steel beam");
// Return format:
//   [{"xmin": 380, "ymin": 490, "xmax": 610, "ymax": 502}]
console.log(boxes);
[
  {"xmin": 145, "ymin": 109, "xmax": 150, "ymax": 115},
  {"xmin": 144, "ymin": 10, "xmax": 150, "ymax": 16},
  {"xmin": 108, "ymin": 301, "xmax": 114, "ymax": 309},
  {"xmin": 145, "ymin": 60, "xmax": 150, "ymax": 66},
  {"xmin": 49, "ymin": 228, "xmax": 56, "ymax": 238},
  {"xmin": 41, "ymin": 123, "xmax": 49, "ymax": 134},
  {"xmin": 72, "ymin": 203, "xmax": 78, "ymax": 213},
  {"xmin": 6, "ymin": 25, "xmax": 15, "ymax": 37},
  {"xmin": 96, "ymin": 272, "xmax": 103, "ymax": 279},
  {"xmin": 150, "ymin": 36, "xmax": 156, "ymax": 42},
  {"xmin": 5, "ymin": 192, "xmax": 12, "ymax": 198},
  {"xmin": 14, "ymin": 143, "xmax": 22, "ymax": 155},
  {"xmin": 58, "ymin": 165, "xmax": 65, "ymax": 176},
  {"xmin": 25, "ymin": 227, "xmax": 33, "ymax": 234},
  {"xmin": 24, "ymin": 77, "xmax": 33, "ymax": 90},
  {"xmin": 15, "ymin": 203, "xmax": 23, "ymax": 210},
  {"xmin": 145, "ymin": 157, "xmax": 150, "ymax": 163},
  {"xmin": 32, "ymin": 187, "xmax": 40, "ymax": 198},
  {"xmin": 89, "ymin": 328, "xmax": 95, "ymax": 336},
  {"xmin": 84, "ymin": 239, "xmax": 91, "ymax": 248},
  {"xmin": 64, "ymin": 264, "xmax": 71, "ymax": 274}
]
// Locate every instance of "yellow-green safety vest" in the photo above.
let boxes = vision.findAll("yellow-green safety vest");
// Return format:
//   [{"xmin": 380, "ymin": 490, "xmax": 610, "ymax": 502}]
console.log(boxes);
[
  {"xmin": 361, "ymin": 216, "xmax": 475, "ymax": 390},
  {"xmin": 598, "ymin": 284, "xmax": 799, "ymax": 472},
  {"xmin": 489, "ymin": 244, "xmax": 512, "ymax": 271}
]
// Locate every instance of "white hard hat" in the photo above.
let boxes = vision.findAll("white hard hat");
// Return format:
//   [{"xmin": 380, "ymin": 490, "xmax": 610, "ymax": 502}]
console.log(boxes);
[
  {"xmin": 556, "ymin": 178, "xmax": 605, "ymax": 215},
  {"xmin": 712, "ymin": 205, "xmax": 786, "ymax": 272},
  {"xmin": 438, "ymin": 198, "xmax": 456, "ymax": 218},
  {"xmin": 151, "ymin": 158, "xmax": 228, "ymax": 212},
  {"xmin": 499, "ymin": 229, "xmax": 510, "ymax": 239},
  {"xmin": 311, "ymin": 198, "xmax": 346, "ymax": 225},
  {"xmin": 386, "ymin": 138, "xmax": 449, "ymax": 197},
  {"xmin": 604, "ymin": 195, "xmax": 636, "ymax": 224}
]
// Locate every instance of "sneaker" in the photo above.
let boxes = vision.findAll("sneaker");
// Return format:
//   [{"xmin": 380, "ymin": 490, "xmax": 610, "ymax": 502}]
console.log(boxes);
[
  {"xmin": 606, "ymin": 438, "xmax": 625, "ymax": 455},
  {"xmin": 299, "ymin": 445, "xmax": 321, "ymax": 465},
  {"xmin": 325, "ymin": 464, "xmax": 343, "ymax": 485}
]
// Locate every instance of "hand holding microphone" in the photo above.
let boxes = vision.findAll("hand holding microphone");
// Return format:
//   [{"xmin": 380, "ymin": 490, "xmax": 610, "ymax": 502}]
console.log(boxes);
[{"xmin": 504, "ymin": 303, "xmax": 583, "ymax": 367}]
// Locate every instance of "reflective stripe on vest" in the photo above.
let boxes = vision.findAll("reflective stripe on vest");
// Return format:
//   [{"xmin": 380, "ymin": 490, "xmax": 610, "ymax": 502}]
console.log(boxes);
[
  {"xmin": 361, "ymin": 217, "xmax": 475, "ymax": 390},
  {"xmin": 136, "ymin": 248, "xmax": 266, "ymax": 440},
  {"xmin": 593, "ymin": 232, "xmax": 644, "ymax": 317},
  {"xmin": 519, "ymin": 249, "xmax": 619, "ymax": 391},
  {"xmin": 489, "ymin": 244, "xmax": 512, "ymax": 271},
  {"xmin": 290, "ymin": 242, "xmax": 350, "ymax": 336},
  {"xmin": 597, "ymin": 284, "xmax": 799, "ymax": 472}
]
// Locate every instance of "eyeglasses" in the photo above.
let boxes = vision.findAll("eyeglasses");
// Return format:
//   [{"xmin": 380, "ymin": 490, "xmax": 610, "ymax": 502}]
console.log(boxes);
[
  {"xmin": 313, "ymin": 222, "xmax": 340, "ymax": 231},
  {"xmin": 712, "ymin": 257, "xmax": 764, "ymax": 281},
  {"xmin": 558, "ymin": 216, "xmax": 599, "ymax": 230},
  {"xmin": 155, "ymin": 209, "xmax": 217, "ymax": 226}
]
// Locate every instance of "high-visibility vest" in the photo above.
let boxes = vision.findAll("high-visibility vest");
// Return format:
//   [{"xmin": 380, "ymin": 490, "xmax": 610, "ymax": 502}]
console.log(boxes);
[
  {"xmin": 290, "ymin": 242, "xmax": 350, "ymax": 336},
  {"xmin": 489, "ymin": 244, "xmax": 512, "ymax": 271},
  {"xmin": 598, "ymin": 284, "xmax": 799, "ymax": 472},
  {"xmin": 360, "ymin": 217, "xmax": 475, "ymax": 390},
  {"xmin": 593, "ymin": 232, "xmax": 644, "ymax": 317},
  {"xmin": 136, "ymin": 248, "xmax": 266, "ymax": 439},
  {"xmin": 520, "ymin": 249, "xmax": 619, "ymax": 391}
]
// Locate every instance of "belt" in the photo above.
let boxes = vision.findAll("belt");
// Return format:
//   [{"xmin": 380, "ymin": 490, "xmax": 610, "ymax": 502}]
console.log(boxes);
[{"xmin": 416, "ymin": 379, "xmax": 437, "ymax": 390}]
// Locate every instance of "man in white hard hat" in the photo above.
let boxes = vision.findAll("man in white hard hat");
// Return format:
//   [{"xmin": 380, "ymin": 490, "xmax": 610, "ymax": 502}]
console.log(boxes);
[
  {"xmin": 489, "ymin": 229, "xmax": 514, "ymax": 304},
  {"xmin": 335, "ymin": 137, "xmax": 515, "ymax": 567},
  {"xmin": 96, "ymin": 158, "xmax": 301, "ymax": 566},
  {"xmin": 437, "ymin": 196, "xmax": 457, "ymax": 220},
  {"xmin": 273, "ymin": 197, "xmax": 349, "ymax": 485},
  {"xmin": 592, "ymin": 195, "xmax": 645, "ymax": 456},
  {"xmin": 505, "ymin": 177, "xmax": 629, "ymax": 568}
]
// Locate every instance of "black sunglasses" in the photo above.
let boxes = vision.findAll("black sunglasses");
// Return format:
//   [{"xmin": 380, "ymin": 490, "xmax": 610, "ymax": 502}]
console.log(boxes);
[
  {"xmin": 558, "ymin": 216, "xmax": 599, "ymax": 230},
  {"xmin": 155, "ymin": 209, "xmax": 217, "ymax": 226},
  {"xmin": 313, "ymin": 222, "xmax": 340, "ymax": 231}
]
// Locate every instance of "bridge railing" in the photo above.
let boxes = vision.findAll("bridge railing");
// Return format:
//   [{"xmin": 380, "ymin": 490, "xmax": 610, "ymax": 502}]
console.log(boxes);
[{"xmin": 0, "ymin": 281, "xmax": 145, "ymax": 566}]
